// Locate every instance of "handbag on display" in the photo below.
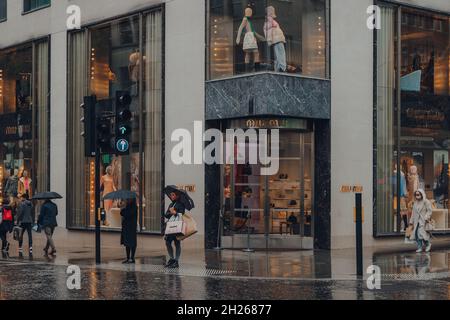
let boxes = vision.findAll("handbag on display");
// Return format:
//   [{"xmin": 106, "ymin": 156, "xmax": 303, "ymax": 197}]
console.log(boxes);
[
  {"xmin": 164, "ymin": 214, "xmax": 186, "ymax": 237},
  {"xmin": 176, "ymin": 213, "xmax": 198, "ymax": 241}
]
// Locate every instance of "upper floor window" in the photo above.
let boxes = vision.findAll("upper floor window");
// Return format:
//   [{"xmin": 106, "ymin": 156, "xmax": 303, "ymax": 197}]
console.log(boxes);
[
  {"xmin": 0, "ymin": 0, "xmax": 6, "ymax": 21},
  {"xmin": 207, "ymin": 0, "xmax": 329, "ymax": 80},
  {"xmin": 23, "ymin": 0, "xmax": 50, "ymax": 13}
]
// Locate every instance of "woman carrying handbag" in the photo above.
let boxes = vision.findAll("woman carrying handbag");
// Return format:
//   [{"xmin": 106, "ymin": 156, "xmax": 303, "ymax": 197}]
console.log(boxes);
[
  {"xmin": 164, "ymin": 191, "xmax": 186, "ymax": 268},
  {"xmin": 409, "ymin": 189, "xmax": 433, "ymax": 253}
]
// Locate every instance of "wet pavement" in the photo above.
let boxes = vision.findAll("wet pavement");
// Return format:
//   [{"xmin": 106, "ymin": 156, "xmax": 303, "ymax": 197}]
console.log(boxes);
[{"xmin": 1, "ymin": 244, "xmax": 450, "ymax": 300}]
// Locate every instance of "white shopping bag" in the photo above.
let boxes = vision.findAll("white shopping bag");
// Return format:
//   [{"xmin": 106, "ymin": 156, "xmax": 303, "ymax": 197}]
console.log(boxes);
[{"xmin": 165, "ymin": 214, "xmax": 186, "ymax": 236}]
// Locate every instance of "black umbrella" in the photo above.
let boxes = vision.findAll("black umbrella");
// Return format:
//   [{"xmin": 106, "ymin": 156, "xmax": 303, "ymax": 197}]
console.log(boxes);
[
  {"xmin": 32, "ymin": 192, "xmax": 63, "ymax": 200},
  {"xmin": 164, "ymin": 185, "xmax": 195, "ymax": 211},
  {"xmin": 103, "ymin": 190, "xmax": 137, "ymax": 201}
]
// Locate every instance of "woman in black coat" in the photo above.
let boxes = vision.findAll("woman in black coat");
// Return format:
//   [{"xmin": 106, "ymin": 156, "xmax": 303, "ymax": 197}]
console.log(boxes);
[{"xmin": 120, "ymin": 198, "xmax": 138, "ymax": 264}]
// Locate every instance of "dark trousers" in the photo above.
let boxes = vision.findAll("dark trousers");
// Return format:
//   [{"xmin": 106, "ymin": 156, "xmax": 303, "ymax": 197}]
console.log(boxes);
[
  {"xmin": 19, "ymin": 223, "xmax": 33, "ymax": 248},
  {"xmin": 125, "ymin": 246, "xmax": 136, "ymax": 260},
  {"xmin": 0, "ymin": 230, "xmax": 8, "ymax": 250},
  {"xmin": 165, "ymin": 236, "xmax": 181, "ymax": 261}
]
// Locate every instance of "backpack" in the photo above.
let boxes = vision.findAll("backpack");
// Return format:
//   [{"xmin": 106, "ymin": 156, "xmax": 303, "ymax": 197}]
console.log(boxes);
[{"xmin": 2, "ymin": 208, "xmax": 13, "ymax": 222}]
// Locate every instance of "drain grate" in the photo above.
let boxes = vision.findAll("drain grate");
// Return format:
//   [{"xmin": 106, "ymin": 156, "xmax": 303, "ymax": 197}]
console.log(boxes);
[{"xmin": 103, "ymin": 263, "xmax": 236, "ymax": 277}]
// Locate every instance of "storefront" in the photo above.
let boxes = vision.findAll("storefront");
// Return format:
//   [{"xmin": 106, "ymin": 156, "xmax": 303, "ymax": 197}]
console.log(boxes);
[
  {"xmin": 375, "ymin": 2, "xmax": 450, "ymax": 236},
  {"xmin": 218, "ymin": 118, "xmax": 316, "ymax": 249},
  {"xmin": 205, "ymin": 0, "xmax": 331, "ymax": 250},
  {"xmin": 66, "ymin": 7, "xmax": 164, "ymax": 233},
  {"xmin": 0, "ymin": 38, "xmax": 50, "ymax": 204}
]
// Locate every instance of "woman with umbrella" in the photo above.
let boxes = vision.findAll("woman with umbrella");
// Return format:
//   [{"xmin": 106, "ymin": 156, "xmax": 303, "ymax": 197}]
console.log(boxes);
[
  {"xmin": 120, "ymin": 197, "xmax": 138, "ymax": 264},
  {"xmin": 164, "ymin": 186, "xmax": 195, "ymax": 268},
  {"xmin": 103, "ymin": 190, "xmax": 138, "ymax": 264}
]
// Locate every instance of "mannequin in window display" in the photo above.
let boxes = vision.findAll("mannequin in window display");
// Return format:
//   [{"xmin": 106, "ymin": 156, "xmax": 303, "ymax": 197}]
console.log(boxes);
[
  {"xmin": 264, "ymin": 6, "xmax": 287, "ymax": 72},
  {"xmin": 18, "ymin": 170, "xmax": 32, "ymax": 198},
  {"xmin": 5, "ymin": 169, "xmax": 19, "ymax": 197},
  {"xmin": 100, "ymin": 166, "xmax": 117, "ymax": 227},
  {"xmin": 128, "ymin": 50, "xmax": 146, "ymax": 98},
  {"xmin": 393, "ymin": 165, "xmax": 408, "ymax": 230},
  {"xmin": 236, "ymin": 7, "xmax": 262, "ymax": 73}
]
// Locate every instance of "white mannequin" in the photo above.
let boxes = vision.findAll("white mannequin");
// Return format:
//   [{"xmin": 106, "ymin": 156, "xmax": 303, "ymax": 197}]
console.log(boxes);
[{"xmin": 236, "ymin": 7, "xmax": 261, "ymax": 72}]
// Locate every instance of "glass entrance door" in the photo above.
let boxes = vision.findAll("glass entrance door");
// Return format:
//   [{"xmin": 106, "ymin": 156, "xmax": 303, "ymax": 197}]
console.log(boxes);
[{"xmin": 222, "ymin": 130, "xmax": 314, "ymax": 249}]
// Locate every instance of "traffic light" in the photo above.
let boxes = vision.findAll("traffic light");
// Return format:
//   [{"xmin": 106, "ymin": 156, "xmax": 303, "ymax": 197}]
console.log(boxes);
[
  {"xmin": 96, "ymin": 115, "xmax": 115, "ymax": 154},
  {"xmin": 81, "ymin": 95, "xmax": 97, "ymax": 157},
  {"xmin": 115, "ymin": 91, "xmax": 132, "ymax": 155}
]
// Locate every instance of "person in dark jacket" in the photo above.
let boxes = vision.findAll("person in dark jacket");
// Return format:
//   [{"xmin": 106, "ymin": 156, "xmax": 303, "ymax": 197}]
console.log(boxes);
[
  {"xmin": 38, "ymin": 199, "xmax": 58, "ymax": 256},
  {"xmin": 164, "ymin": 192, "xmax": 186, "ymax": 268},
  {"xmin": 17, "ymin": 193, "xmax": 35, "ymax": 255},
  {"xmin": 0, "ymin": 198, "xmax": 15, "ymax": 253},
  {"xmin": 120, "ymin": 198, "xmax": 138, "ymax": 264}
]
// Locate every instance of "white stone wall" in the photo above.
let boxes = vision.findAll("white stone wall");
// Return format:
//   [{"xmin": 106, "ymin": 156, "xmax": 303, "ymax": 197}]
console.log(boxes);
[{"xmin": 0, "ymin": 0, "xmax": 206, "ymax": 249}]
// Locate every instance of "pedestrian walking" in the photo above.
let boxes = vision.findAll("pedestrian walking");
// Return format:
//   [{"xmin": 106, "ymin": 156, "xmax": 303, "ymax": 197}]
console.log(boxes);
[
  {"xmin": 120, "ymin": 198, "xmax": 138, "ymax": 264},
  {"xmin": 37, "ymin": 199, "xmax": 58, "ymax": 256},
  {"xmin": 0, "ymin": 198, "xmax": 15, "ymax": 253},
  {"xmin": 409, "ymin": 189, "xmax": 433, "ymax": 253},
  {"xmin": 17, "ymin": 193, "xmax": 35, "ymax": 255},
  {"xmin": 164, "ymin": 191, "xmax": 186, "ymax": 268}
]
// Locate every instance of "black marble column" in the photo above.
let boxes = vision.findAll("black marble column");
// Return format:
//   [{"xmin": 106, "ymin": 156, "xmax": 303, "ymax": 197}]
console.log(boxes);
[
  {"xmin": 204, "ymin": 120, "xmax": 221, "ymax": 249},
  {"xmin": 314, "ymin": 119, "xmax": 331, "ymax": 249}
]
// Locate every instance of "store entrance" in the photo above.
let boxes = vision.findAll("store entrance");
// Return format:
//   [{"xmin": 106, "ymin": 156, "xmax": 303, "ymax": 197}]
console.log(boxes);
[{"xmin": 221, "ymin": 128, "xmax": 314, "ymax": 250}]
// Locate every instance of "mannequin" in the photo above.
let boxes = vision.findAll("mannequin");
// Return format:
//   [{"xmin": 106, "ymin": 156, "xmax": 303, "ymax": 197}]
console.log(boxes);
[
  {"xmin": 18, "ymin": 170, "xmax": 32, "ymax": 197},
  {"xmin": 264, "ymin": 6, "xmax": 287, "ymax": 72},
  {"xmin": 393, "ymin": 165, "xmax": 408, "ymax": 230},
  {"xmin": 100, "ymin": 166, "xmax": 117, "ymax": 226},
  {"xmin": 407, "ymin": 165, "xmax": 420, "ymax": 201},
  {"xmin": 236, "ymin": 7, "xmax": 261, "ymax": 73},
  {"xmin": 5, "ymin": 169, "xmax": 19, "ymax": 197}
]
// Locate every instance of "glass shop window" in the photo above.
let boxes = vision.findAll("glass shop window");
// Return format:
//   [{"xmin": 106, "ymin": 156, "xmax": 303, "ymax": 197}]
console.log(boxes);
[{"xmin": 208, "ymin": 0, "xmax": 329, "ymax": 79}]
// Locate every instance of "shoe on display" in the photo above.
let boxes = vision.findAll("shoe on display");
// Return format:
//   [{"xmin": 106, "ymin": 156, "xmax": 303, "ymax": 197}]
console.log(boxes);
[{"xmin": 425, "ymin": 243, "xmax": 432, "ymax": 252}]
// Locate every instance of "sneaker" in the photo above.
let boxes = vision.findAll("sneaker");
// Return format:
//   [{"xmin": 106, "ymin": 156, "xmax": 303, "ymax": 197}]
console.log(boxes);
[
  {"xmin": 122, "ymin": 260, "xmax": 130, "ymax": 264},
  {"xmin": 170, "ymin": 261, "xmax": 179, "ymax": 268},
  {"xmin": 425, "ymin": 243, "xmax": 432, "ymax": 252},
  {"xmin": 129, "ymin": 260, "xmax": 136, "ymax": 264},
  {"xmin": 416, "ymin": 248, "xmax": 423, "ymax": 253}
]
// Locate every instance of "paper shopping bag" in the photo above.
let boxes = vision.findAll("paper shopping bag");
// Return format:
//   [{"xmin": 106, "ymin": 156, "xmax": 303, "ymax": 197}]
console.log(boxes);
[
  {"xmin": 177, "ymin": 213, "xmax": 198, "ymax": 241},
  {"xmin": 165, "ymin": 219, "xmax": 186, "ymax": 237}
]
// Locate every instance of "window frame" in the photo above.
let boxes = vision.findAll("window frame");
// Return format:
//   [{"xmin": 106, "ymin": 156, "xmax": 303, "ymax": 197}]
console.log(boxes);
[
  {"xmin": 373, "ymin": 0, "xmax": 450, "ymax": 238},
  {"xmin": 22, "ymin": 0, "xmax": 50, "ymax": 15},
  {"xmin": 66, "ymin": 5, "xmax": 166, "ymax": 234},
  {"xmin": 0, "ymin": 0, "xmax": 6, "ymax": 23}
]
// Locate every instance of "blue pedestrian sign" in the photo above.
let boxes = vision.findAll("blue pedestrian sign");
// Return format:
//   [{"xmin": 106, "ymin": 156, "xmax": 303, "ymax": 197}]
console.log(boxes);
[{"xmin": 116, "ymin": 139, "xmax": 130, "ymax": 153}]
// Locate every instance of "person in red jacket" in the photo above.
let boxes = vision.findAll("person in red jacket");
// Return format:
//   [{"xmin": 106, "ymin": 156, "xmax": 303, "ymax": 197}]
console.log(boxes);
[{"xmin": 1, "ymin": 198, "xmax": 15, "ymax": 253}]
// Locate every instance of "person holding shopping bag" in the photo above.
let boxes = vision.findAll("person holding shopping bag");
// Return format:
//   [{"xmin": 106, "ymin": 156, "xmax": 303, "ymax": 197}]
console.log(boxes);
[
  {"xmin": 164, "ymin": 191, "xmax": 186, "ymax": 268},
  {"xmin": 409, "ymin": 189, "xmax": 433, "ymax": 253}
]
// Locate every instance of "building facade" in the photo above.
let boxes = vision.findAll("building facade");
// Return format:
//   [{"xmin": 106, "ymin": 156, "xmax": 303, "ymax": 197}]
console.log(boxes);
[{"xmin": 0, "ymin": 0, "xmax": 448, "ymax": 251}]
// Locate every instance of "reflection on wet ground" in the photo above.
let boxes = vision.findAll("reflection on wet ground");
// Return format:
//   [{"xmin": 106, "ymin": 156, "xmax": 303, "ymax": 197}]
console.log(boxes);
[{"xmin": 0, "ymin": 247, "xmax": 450, "ymax": 300}]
